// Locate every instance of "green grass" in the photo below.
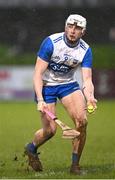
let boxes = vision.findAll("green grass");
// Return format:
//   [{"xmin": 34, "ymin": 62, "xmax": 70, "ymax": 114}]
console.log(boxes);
[{"xmin": 0, "ymin": 100, "xmax": 115, "ymax": 179}]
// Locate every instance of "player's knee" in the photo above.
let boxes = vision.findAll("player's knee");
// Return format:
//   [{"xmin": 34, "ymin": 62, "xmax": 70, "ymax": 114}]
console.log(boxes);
[
  {"xmin": 75, "ymin": 113, "xmax": 87, "ymax": 125},
  {"xmin": 77, "ymin": 120, "xmax": 88, "ymax": 132},
  {"xmin": 74, "ymin": 112, "xmax": 87, "ymax": 129},
  {"xmin": 44, "ymin": 125, "xmax": 57, "ymax": 138},
  {"xmin": 51, "ymin": 126, "xmax": 57, "ymax": 136}
]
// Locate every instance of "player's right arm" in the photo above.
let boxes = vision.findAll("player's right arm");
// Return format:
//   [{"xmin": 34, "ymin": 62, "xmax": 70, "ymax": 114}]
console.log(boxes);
[
  {"xmin": 33, "ymin": 37, "xmax": 54, "ymax": 111},
  {"xmin": 33, "ymin": 57, "xmax": 48, "ymax": 111}
]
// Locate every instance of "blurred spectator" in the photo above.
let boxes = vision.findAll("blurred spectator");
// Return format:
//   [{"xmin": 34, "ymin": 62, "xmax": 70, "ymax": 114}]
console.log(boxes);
[
  {"xmin": 8, "ymin": 22, "xmax": 28, "ymax": 55},
  {"xmin": 109, "ymin": 27, "xmax": 115, "ymax": 42}
]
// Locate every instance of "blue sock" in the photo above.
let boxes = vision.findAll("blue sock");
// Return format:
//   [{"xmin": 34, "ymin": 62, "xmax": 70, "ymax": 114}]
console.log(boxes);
[
  {"xmin": 27, "ymin": 142, "xmax": 38, "ymax": 154},
  {"xmin": 72, "ymin": 153, "xmax": 78, "ymax": 164}
]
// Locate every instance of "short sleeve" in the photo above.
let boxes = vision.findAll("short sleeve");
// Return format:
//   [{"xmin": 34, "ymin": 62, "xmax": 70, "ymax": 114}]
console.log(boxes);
[
  {"xmin": 81, "ymin": 47, "xmax": 93, "ymax": 68},
  {"xmin": 37, "ymin": 37, "xmax": 54, "ymax": 62}
]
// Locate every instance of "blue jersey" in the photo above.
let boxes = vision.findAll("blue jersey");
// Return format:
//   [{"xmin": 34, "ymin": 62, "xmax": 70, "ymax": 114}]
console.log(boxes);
[{"xmin": 37, "ymin": 32, "xmax": 92, "ymax": 86}]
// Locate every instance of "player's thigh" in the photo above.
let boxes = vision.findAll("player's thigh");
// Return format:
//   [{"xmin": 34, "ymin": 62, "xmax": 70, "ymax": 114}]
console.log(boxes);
[{"xmin": 61, "ymin": 90, "xmax": 86, "ymax": 121}]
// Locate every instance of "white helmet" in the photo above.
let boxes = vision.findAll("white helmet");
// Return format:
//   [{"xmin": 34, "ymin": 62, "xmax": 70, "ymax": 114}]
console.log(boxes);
[{"xmin": 65, "ymin": 14, "xmax": 87, "ymax": 30}]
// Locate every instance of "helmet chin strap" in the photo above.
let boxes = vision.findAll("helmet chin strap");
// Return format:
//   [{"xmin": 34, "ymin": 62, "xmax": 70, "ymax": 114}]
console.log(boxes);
[{"xmin": 64, "ymin": 33, "xmax": 80, "ymax": 48}]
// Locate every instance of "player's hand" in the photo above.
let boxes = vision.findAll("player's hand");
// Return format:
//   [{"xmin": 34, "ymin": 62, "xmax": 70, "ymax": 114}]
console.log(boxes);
[
  {"xmin": 87, "ymin": 97, "xmax": 97, "ymax": 111},
  {"xmin": 37, "ymin": 100, "xmax": 47, "ymax": 112}
]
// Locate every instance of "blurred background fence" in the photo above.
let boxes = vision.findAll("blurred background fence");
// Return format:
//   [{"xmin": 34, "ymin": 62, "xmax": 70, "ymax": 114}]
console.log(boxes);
[{"xmin": 0, "ymin": 0, "xmax": 115, "ymax": 100}]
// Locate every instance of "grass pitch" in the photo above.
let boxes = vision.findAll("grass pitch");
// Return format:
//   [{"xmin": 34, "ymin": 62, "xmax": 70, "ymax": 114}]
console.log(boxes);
[{"xmin": 0, "ymin": 100, "xmax": 115, "ymax": 179}]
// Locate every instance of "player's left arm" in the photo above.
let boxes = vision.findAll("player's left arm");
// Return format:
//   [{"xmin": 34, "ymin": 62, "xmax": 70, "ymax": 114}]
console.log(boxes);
[
  {"xmin": 81, "ymin": 47, "xmax": 97, "ymax": 109},
  {"xmin": 82, "ymin": 67, "xmax": 97, "ymax": 109}
]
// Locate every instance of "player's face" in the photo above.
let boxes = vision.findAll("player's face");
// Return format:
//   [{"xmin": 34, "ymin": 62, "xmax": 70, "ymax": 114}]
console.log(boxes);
[{"xmin": 65, "ymin": 24, "xmax": 84, "ymax": 43}]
